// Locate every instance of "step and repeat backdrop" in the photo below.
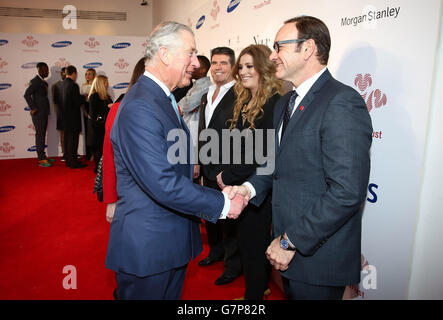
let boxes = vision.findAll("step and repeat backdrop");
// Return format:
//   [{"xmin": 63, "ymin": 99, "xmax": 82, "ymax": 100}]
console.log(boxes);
[
  {"xmin": 0, "ymin": 33, "xmax": 147, "ymax": 159},
  {"xmin": 0, "ymin": 0, "xmax": 441, "ymax": 299},
  {"xmin": 181, "ymin": 0, "xmax": 441, "ymax": 299}
]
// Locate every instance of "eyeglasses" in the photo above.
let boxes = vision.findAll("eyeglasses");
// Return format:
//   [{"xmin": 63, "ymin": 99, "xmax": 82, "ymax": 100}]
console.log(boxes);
[{"xmin": 273, "ymin": 39, "xmax": 307, "ymax": 53}]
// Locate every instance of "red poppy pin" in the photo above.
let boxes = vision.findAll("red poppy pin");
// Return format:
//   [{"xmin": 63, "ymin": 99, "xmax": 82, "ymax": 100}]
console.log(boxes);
[{"xmin": 299, "ymin": 106, "xmax": 304, "ymax": 111}]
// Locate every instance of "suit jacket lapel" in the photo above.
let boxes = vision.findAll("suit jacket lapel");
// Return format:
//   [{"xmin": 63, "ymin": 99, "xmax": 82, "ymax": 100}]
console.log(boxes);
[
  {"xmin": 207, "ymin": 86, "xmax": 234, "ymax": 128},
  {"xmin": 279, "ymin": 69, "xmax": 333, "ymax": 149}
]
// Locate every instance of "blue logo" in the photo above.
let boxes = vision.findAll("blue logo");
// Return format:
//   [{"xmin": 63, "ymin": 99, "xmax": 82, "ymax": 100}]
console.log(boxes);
[
  {"xmin": 51, "ymin": 41, "xmax": 72, "ymax": 48},
  {"xmin": 113, "ymin": 82, "xmax": 129, "ymax": 90},
  {"xmin": 21, "ymin": 62, "xmax": 39, "ymax": 69},
  {"xmin": 112, "ymin": 42, "xmax": 131, "ymax": 49},
  {"xmin": 367, "ymin": 183, "xmax": 378, "ymax": 203},
  {"xmin": 83, "ymin": 62, "xmax": 102, "ymax": 69},
  {"xmin": 227, "ymin": 0, "xmax": 241, "ymax": 13},
  {"xmin": 0, "ymin": 125, "xmax": 15, "ymax": 133},
  {"xmin": 196, "ymin": 15, "xmax": 205, "ymax": 29},
  {"xmin": 0, "ymin": 83, "xmax": 12, "ymax": 90},
  {"xmin": 0, "ymin": 40, "xmax": 8, "ymax": 46},
  {"xmin": 24, "ymin": 107, "xmax": 31, "ymax": 111},
  {"xmin": 27, "ymin": 145, "xmax": 47, "ymax": 152}
]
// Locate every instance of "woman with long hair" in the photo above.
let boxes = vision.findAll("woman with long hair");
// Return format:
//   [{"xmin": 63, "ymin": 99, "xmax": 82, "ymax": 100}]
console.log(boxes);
[
  {"xmin": 81, "ymin": 68, "xmax": 96, "ymax": 161},
  {"xmin": 216, "ymin": 44, "xmax": 283, "ymax": 299},
  {"xmin": 88, "ymin": 75, "xmax": 112, "ymax": 172}
]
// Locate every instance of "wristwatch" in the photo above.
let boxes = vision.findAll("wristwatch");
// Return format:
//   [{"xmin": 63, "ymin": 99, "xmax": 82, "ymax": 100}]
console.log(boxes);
[{"xmin": 280, "ymin": 235, "xmax": 296, "ymax": 251}]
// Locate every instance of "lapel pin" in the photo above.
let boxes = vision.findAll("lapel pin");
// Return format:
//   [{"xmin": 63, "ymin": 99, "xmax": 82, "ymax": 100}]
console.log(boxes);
[{"xmin": 299, "ymin": 106, "xmax": 304, "ymax": 111}]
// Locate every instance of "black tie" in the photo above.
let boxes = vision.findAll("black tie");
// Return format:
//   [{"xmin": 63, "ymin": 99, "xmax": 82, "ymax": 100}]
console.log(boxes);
[{"xmin": 281, "ymin": 90, "xmax": 298, "ymax": 137}]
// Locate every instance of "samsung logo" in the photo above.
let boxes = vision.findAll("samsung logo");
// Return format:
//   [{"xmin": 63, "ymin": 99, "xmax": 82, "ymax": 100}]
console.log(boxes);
[
  {"xmin": 0, "ymin": 40, "xmax": 8, "ymax": 46},
  {"xmin": 196, "ymin": 15, "xmax": 205, "ymax": 29},
  {"xmin": 51, "ymin": 41, "xmax": 72, "ymax": 48},
  {"xmin": 0, "ymin": 125, "xmax": 15, "ymax": 133},
  {"xmin": 21, "ymin": 62, "xmax": 38, "ymax": 69},
  {"xmin": 0, "ymin": 83, "xmax": 12, "ymax": 90},
  {"xmin": 227, "ymin": 0, "xmax": 241, "ymax": 13},
  {"xmin": 28, "ymin": 145, "xmax": 47, "ymax": 152},
  {"xmin": 113, "ymin": 82, "xmax": 129, "ymax": 90},
  {"xmin": 24, "ymin": 107, "xmax": 31, "ymax": 111},
  {"xmin": 112, "ymin": 42, "xmax": 131, "ymax": 49},
  {"xmin": 83, "ymin": 62, "xmax": 103, "ymax": 69}
]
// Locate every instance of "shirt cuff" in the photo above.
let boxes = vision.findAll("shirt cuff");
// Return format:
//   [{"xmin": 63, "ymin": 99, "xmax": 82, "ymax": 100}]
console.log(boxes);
[
  {"xmin": 219, "ymin": 192, "xmax": 230, "ymax": 219},
  {"xmin": 242, "ymin": 182, "xmax": 256, "ymax": 199}
]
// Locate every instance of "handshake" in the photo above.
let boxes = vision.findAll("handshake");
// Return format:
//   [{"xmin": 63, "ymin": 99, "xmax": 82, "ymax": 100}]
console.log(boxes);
[{"xmin": 221, "ymin": 185, "xmax": 251, "ymax": 219}]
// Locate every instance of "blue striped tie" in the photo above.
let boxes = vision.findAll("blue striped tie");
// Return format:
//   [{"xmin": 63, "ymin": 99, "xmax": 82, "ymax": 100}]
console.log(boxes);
[
  {"xmin": 169, "ymin": 93, "xmax": 181, "ymax": 123},
  {"xmin": 281, "ymin": 90, "xmax": 298, "ymax": 137}
]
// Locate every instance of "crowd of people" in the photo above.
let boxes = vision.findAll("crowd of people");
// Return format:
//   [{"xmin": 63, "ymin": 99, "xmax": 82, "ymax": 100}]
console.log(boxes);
[{"xmin": 24, "ymin": 15, "xmax": 372, "ymax": 301}]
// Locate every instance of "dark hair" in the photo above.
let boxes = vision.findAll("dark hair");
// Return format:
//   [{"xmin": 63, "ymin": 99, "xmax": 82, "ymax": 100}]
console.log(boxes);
[
  {"xmin": 284, "ymin": 16, "xmax": 330, "ymax": 65},
  {"xmin": 61, "ymin": 67, "xmax": 67, "ymax": 72},
  {"xmin": 197, "ymin": 55, "xmax": 210, "ymax": 73},
  {"xmin": 65, "ymin": 65, "xmax": 77, "ymax": 75},
  {"xmin": 36, "ymin": 62, "xmax": 48, "ymax": 69},
  {"xmin": 210, "ymin": 47, "xmax": 235, "ymax": 66},
  {"xmin": 128, "ymin": 57, "xmax": 147, "ymax": 89}
]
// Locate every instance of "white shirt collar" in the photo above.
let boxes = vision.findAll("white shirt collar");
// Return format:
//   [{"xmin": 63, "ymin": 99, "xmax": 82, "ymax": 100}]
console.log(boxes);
[
  {"xmin": 294, "ymin": 67, "xmax": 327, "ymax": 99},
  {"xmin": 143, "ymin": 70, "xmax": 171, "ymax": 98}
]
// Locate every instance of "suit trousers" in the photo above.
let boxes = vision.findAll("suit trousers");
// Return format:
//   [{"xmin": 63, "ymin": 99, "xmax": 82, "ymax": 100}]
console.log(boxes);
[
  {"xmin": 282, "ymin": 277, "xmax": 345, "ymax": 300},
  {"xmin": 116, "ymin": 265, "xmax": 187, "ymax": 300},
  {"xmin": 64, "ymin": 129, "xmax": 80, "ymax": 166},
  {"xmin": 237, "ymin": 193, "xmax": 272, "ymax": 299},
  {"xmin": 31, "ymin": 112, "xmax": 48, "ymax": 160},
  {"xmin": 203, "ymin": 177, "xmax": 242, "ymax": 277}
]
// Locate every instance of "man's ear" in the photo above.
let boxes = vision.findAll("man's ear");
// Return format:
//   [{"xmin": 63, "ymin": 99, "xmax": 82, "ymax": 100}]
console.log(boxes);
[
  {"xmin": 158, "ymin": 46, "xmax": 170, "ymax": 66},
  {"xmin": 303, "ymin": 39, "xmax": 316, "ymax": 60}
]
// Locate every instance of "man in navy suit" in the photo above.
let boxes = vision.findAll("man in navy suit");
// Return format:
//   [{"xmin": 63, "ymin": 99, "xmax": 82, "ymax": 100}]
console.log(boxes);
[
  {"xmin": 24, "ymin": 62, "xmax": 53, "ymax": 167},
  {"xmin": 105, "ymin": 21, "xmax": 247, "ymax": 300},
  {"xmin": 228, "ymin": 16, "xmax": 373, "ymax": 299}
]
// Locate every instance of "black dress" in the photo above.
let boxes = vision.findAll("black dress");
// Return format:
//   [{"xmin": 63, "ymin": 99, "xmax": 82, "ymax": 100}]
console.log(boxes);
[
  {"xmin": 221, "ymin": 93, "xmax": 280, "ymax": 300},
  {"xmin": 88, "ymin": 92, "xmax": 111, "ymax": 170}
]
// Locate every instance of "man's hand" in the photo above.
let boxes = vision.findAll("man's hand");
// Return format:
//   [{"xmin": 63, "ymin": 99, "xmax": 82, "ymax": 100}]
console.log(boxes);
[
  {"xmin": 106, "ymin": 202, "xmax": 117, "ymax": 223},
  {"xmin": 216, "ymin": 172, "xmax": 226, "ymax": 189},
  {"xmin": 222, "ymin": 186, "xmax": 248, "ymax": 219},
  {"xmin": 227, "ymin": 185, "xmax": 251, "ymax": 202},
  {"xmin": 266, "ymin": 236, "xmax": 296, "ymax": 271}
]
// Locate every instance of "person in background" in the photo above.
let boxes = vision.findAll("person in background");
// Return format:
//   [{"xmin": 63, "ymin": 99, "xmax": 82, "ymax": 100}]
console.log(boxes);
[
  {"xmin": 52, "ymin": 67, "xmax": 67, "ymax": 161},
  {"xmin": 178, "ymin": 55, "xmax": 212, "ymax": 163},
  {"xmin": 197, "ymin": 47, "xmax": 242, "ymax": 286},
  {"xmin": 24, "ymin": 62, "xmax": 54, "ymax": 167},
  {"xmin": 103, "ymin": 57, "xmax": 146, "ymax": 223},
  {"xmin": 216, "ymin": 44, "xmax": 282, "ymax": 299},
  {"xmin": 80, "ymin": 68, "xmax": 96, "ymax": 161},
  {"xmin": 62, "ymin": 65, "xmax": 88, "ymax": 169},
  {"xmin": 88, "ymin": 75, "xmax": 112, "ymax": 173}
]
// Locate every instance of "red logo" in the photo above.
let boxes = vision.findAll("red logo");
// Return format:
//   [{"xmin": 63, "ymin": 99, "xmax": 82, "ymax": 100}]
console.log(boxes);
[
  {"xmin": 84, "ymin": 37, "xmax": 100, "ymax": 48},
  {"xmin": 0, "ymin": 142, "xmax": 15, "ymax": 153},
  {"xmin": 54, "ymin": 58, "xmax": 71, "ymax": 68},
  {"xmin": 0, "ymin": 100, "xmax": 11, "ymax": 112},
  {"xmin": 28, "ymin": 124, "xmax": 36, "ymax": 132},
  {"xmin": 0, "ymin": 58, "xmax": 7, "ymax": 69},
  {"xmin": 211, "ymin": 0, "xmax": 220, "ymax": 20},
  {"xmin": 114, "ymin": 58, "xmax": 129, "ymax": 69},
  {"xmin": 354, "ymin": 73, "xmax": 387, "ymax": 113},
  {"xmin": 22, "ymin": 36, "xmax": 38, "ymax": 47},
  {"xmin": 187, "ymin": 18, "xmax": 193, "ymax": 29}
]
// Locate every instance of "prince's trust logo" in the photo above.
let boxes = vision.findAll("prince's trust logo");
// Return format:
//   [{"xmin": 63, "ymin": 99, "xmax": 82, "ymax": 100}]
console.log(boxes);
[{"xmin": 354, "ymin": 73, "xmax": 387, "ymax": 113}]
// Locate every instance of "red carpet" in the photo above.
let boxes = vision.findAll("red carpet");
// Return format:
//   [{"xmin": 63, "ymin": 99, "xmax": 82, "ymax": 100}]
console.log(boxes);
[{"xmin": 0, "ymin": 158, "xmax": 284, "ymax": 300}]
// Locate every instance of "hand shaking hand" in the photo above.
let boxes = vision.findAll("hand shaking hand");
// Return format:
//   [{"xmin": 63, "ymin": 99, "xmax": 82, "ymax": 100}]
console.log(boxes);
[{"xmin": 222, "ymin": 185, "xmax": 250, "ymax": 219}]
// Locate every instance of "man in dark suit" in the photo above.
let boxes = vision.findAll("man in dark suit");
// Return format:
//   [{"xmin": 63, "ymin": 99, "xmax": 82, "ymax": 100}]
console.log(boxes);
[
  {"xmin": 197, "ymin": 47, "xmax": 242, "ymax": 286},
  {"xmin": 62, "ymin": 65, "xmax": 87, "ymax": 169},
  {"xmin": 228, "ymin": 16, "xmax": 373, "ymax": 299},
  {"xmin": 105, "ymin": 22, "xmax": 246, "ymax": 300},
  {"xmin": 52, "ymin": 67, "xmax": 66, "ymax": 161},
  {"xmin": 24, "ymin": 62, "xmax": 54, "ymax": 167}
]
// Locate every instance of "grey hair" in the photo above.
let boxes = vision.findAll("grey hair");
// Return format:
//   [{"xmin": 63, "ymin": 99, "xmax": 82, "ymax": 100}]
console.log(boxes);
[{"xmin": 145, "ymin": 21, "xmax": 194, "ymax": 62}]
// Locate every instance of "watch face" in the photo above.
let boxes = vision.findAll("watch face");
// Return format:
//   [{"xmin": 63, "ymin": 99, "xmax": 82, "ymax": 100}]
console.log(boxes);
[{"xmin": 280, "ymin": 238, "xmax": 289, "ymax": 250}]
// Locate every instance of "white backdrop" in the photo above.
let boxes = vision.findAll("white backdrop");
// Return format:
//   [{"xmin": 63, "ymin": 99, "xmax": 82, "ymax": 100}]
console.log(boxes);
[
  {"xmin": 0, "ymin": 33, "xmax": 147, "ymax": 159},
  {"xmin": 182, "ymin": 0, "xmax": 441, "ymax": 299}
]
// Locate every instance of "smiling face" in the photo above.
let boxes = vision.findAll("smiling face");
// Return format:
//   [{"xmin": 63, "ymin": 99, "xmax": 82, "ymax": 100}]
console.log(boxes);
[
  {"xmin": 269, "ymin": 23, "xmax": 306, "ymax": 85},
  {"xmin": 238, "ymin": 53, "xmax": 260, "ymax": 95},
  {"xmin": 210, "ymin": 54, "xmax": 233, "ymax": 87},
  {"xmin": 169, "ymin": 30, "xmax": 200, "ymax": 89}
]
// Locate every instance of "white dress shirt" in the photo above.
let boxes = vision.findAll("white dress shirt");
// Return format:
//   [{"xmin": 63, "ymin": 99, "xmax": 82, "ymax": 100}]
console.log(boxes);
[{"xmin": 204, "ymin": 80, "xmax": 235, "ymax": 128}]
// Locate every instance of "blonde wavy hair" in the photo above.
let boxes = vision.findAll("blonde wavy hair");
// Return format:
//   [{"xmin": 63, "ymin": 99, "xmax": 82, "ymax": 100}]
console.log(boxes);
[
  {"xmin": 229, "ymin": 44, "xmax": 283, "ymax": 130},
  {"xmin": 88, "ymin": 75, "xmax": 109, "ymax": 100}
]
